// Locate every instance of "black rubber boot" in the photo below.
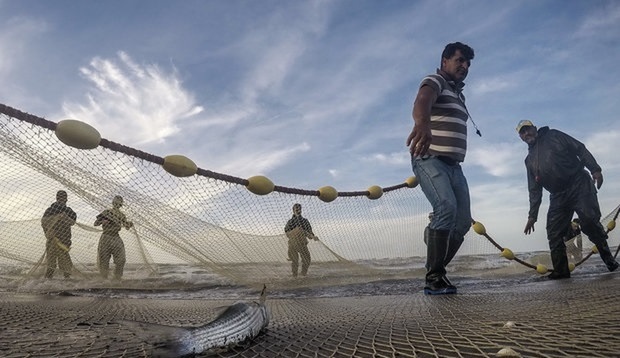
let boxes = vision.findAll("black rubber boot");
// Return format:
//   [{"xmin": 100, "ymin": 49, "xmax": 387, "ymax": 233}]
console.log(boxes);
[
  {"xmin": 548, "ymin": 249, "xmax": 570, "ymax": 280},
  {"xmin": 444, "ymin": 231, "xmax": 464, "ymax": 267},
  {"xmin": 548, "ymin": 271, "xmax": 570, "ymax": 280},
  {"xmin": 596, "ymin": 241, "xmax": 619, "ymax": 272},
  {"xmin": 424, "ymin": 229, "xmax": 456, "ymax": 295}
]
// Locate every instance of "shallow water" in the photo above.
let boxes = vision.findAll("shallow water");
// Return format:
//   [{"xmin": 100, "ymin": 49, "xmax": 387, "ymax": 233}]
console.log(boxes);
[{"xmin": 2, "ymin": 249, "xmax": 612, "ymax": 302}]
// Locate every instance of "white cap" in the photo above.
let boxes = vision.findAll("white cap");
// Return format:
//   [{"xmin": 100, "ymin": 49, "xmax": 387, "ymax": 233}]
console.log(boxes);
[{"xmin": 516, "ymin": 119, "xmax": 535, "ymax": 133}]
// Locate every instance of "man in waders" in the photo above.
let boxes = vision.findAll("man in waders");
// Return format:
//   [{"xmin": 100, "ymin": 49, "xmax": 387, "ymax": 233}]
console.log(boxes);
[
  {"xmin": 94, "ymin": 195, "xmax": 133, "ymax": 280},
  {"xmin": 517, "ymin": 120, "xmax": 618, "ymax": 279},
  {"xmin": 41, "ymin": 190, "xmax": 77, "ymax": 279},
  {"xmin": 284, "ymin": 203, "xmax": 318, "ymax": 278}
]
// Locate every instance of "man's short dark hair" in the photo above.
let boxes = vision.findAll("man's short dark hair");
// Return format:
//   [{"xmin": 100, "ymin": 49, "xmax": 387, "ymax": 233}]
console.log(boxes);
[
  {"xmin": 442, "ymin": 42, "xmax": 474, "ymax": 61},
  {"xmin": 56, "ymin": 190, "xmax": 67, "ymax": 200},
  {"xmin": 293, "ymin": 203, "xmax": 301, "ymax": 210}
]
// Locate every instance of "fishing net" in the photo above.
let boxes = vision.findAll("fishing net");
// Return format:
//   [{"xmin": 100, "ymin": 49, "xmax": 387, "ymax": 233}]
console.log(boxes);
[{"xmin": 0, "ymin": 103, "xmax": 618, "ymax": 291}]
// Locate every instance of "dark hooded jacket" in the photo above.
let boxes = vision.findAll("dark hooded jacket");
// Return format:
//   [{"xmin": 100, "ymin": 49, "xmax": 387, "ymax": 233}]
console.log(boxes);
[
  {"xmin": 41, "ymin": 202, "xmax": 77, "ymax": 245},
  {"xmin": 284, "ymin": 215, "xmax": 313, "ymax": 235},
  {"xmin": 525, "ymin": 126, "xmax": 601, "ymax": 220}
]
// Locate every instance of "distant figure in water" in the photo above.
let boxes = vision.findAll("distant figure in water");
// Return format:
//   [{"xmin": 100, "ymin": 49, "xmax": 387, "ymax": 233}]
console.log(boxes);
[
  {"xmin": 564, "ymin": 218, "xmax": 583, "ymax": 261},
  {"xmin": 424, "ymin": 212, "xmax": 434, "ymax": 246},
  {"xmin": 517, "ymin": 120, "xmax": 618, "ymax": 279},
  {"xmin": 284, "ymin": 203, "xmax": 318, "ymax": 278},
  {"xmin": 94, "ymin": 195, "xmax": 133, "ymax": 280},
  {"xmin": 424, "ymin": 212, "xmax": 434, "ymax": 270},
  {"xmin": 41, "ymin": 190, "xmax": 77, "ymax": 279}
]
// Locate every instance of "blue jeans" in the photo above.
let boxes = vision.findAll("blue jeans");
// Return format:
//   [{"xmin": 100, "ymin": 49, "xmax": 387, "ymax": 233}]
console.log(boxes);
[{"xmin": 412, "ymin": 156, "xmax": 471, "ymax": 238}]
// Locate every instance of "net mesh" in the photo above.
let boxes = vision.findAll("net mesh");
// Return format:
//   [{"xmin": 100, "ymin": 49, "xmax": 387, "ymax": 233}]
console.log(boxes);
[{"xmin": 0, "ymin": 102, "xmax": 618, "ymax": 291}]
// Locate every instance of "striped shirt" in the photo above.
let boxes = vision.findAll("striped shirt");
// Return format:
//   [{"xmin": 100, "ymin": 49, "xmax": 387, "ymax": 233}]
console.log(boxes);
[{"xmin": 419, "ymin": 72, "xmax": 469, "ymax": 162}]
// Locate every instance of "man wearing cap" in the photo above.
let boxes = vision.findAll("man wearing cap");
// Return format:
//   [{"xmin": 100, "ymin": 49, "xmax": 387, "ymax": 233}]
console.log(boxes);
[
  {"xmin": 94, "ymin": 195, "xmax": 134, "ymax": 280},
  {"xmin": 41, "ymin": 190, "xmax": 77, "ymax": 279},
  {"xmin": 406, "ymin": 42, "xmax": 475, "ymax": 295},
  {"xmin": 517, "ymin": 120, "xmax": 618, "ymax": 279}
]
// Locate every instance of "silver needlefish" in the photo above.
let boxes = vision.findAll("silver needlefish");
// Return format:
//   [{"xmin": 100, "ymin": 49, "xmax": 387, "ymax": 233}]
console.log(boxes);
[{"xmin": 127, "ymin": 285, "xmax": 270, "ymax": 357}]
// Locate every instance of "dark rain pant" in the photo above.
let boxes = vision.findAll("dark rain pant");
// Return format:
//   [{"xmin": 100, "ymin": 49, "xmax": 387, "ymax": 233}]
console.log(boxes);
[
  {"xmin": 45, "ymin": 239, "xmax": 73, "ymax": 279},
  {"xmin": 98, "ymin": 234, "xmax": 126, "ymax": 280},
  {"xmin": 288, "ymin": 238, "xmax": 311, "ymax": 277},
  {"xmin": 547, "ymin": 171, "xmax": 614, "ymax": 273}
]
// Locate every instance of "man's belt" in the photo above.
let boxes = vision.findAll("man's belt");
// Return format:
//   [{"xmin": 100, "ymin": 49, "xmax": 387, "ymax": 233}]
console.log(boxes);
[{"xmin": 436, "ymin": 155, "xmax": 459, "ymax": 166}]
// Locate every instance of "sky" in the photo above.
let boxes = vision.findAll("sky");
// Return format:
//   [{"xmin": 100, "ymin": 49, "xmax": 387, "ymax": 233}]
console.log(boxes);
[{"xmin": 1, "ymin": 0, "xmax": 619, "ymax": 253}]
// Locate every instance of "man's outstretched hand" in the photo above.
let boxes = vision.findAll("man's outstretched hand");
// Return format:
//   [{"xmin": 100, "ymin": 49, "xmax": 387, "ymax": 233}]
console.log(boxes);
[
  {"xmin": 592, "ymin": 171, "xmax": 603, "ymax": 189},
  {"xmin": 523, "ymin": 218, "xmax": 536, "ymax": 235}
]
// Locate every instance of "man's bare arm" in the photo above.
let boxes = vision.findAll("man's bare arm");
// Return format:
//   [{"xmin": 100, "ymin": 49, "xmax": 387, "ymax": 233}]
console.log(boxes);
[{"xmin": 406, "ymin": 85, "xmax": 437, "ymax": 157}]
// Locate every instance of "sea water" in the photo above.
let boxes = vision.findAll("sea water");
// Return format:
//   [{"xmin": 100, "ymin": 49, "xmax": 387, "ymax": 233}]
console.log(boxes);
[{"xmin": 0, "ymin": 250, "xmax": 610, "ymax": 300}]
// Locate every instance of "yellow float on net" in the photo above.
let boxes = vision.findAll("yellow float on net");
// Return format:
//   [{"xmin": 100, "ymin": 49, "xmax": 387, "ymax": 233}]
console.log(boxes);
[
  {"xmin": 592, "ymin": 246, "xmax": 599, "ymax": 254},
  {"xmin": 366, "ymin": 185, "xmax": 383, "ymax": 200},
  {"xmin": 472, "ymin": 221, "xmax": 486, "ymax": 235},
  {"xmin": 568, "ymin": 263, "xmax": 576, "ymax": 272},
  {"xmin": 536, "ymin": 264, "xmax": 548, "ymax": 274},
  {"xmin": 55, "ymin": 119, "xmax": 101, "ymax": 150},
  {"xmin": 405, "ymin": 176, "xmax": 419, "ymax": 188},
  {"xmin": 608, "ymin": 220, "xmax": 616, "ymax": 232},
  {"xmin": 500, "ymin": 248, "xmax": 515, "ymax": 260},
  {"xmin": 162, "ymin": 154, "xmax": 198, "ymax": 177},
  {"xmin": 318, "ymin": 186, "xmax": 338, "ymax": 203},
  {"xmin": 246, "ymin": 175, "xmax": 275, "ymax": 195}
]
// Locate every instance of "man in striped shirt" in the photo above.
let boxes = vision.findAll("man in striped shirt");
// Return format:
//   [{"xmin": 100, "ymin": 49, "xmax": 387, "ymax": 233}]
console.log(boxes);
[{"xmin": 406, "ymin": 42, "xmax": 475, "ymax": 295}]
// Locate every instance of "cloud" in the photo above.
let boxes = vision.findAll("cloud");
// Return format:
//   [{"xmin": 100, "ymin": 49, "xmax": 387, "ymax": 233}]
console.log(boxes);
[
  {"xmin": 168, "ymin": 3, "xmax": 421, "ymax": 180},
  {"xmin": 468, "ymin": 177, "xmax": 551, "ymax": 252},
  {"xmin": 362, "ymin": 152, "xmax": 409, "ymax": 166},
  {"xmin": 61, "ymin": 51, "xmax": 203, "ymax": 145},
  {"xmin": 0, "ymin": 14, "xmax": 48, "ymax": 106},
  {"xmin": 470, "ymin": 75, "xmax": 517, "ymax": 96},
  {"xmin": 0, "ymin": 15, "xmax": 47, "ymax": 76},
  {"xmin": 468, "ymin": 142, "xmax": 524, "ymax": 177},
  {"xmin": 218, "ymin": 142, "xmax": 311, "ymax": 176},
  {"xmin": 583, "ymin": 129, "xmax": 620, "ymax": 212},
  {"xmin": 575, "ymin": 2, "xmax": 620, "ymax": 38},
  {"xmin": 584, "ymin": 130, "xmax": 620, "ymax": 171},
  {"xmin": 242, "ymin": 35, "xmax": 307, "ymax": 103}
]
